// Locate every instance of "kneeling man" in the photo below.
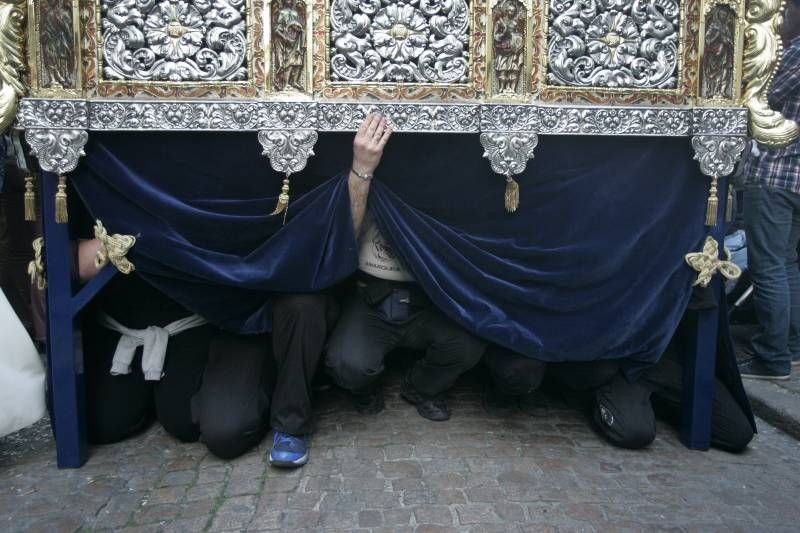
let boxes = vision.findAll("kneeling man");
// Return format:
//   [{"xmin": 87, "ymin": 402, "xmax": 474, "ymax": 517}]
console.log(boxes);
[{"xmin": 326, "ymin": 115, "xmax": 486, "ymax": 421}]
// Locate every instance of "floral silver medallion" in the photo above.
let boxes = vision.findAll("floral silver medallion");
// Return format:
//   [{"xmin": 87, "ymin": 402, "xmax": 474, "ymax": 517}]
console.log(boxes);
[
  {"xmin": 330, "ymin": 0, "xmax": 471, "ymax": 84},
  {"xmin": 547, "ymin": 0, "xmax": 680, "ymax": 89},
  {"xmin": 101, "ymin": 0, "xmax": 248, "ymax": 82}
]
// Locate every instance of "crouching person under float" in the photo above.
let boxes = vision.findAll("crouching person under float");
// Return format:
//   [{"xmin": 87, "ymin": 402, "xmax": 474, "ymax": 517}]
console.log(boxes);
[{"xmin": 326, "ymin": 114, "xmax": 487, "ymax": 421}]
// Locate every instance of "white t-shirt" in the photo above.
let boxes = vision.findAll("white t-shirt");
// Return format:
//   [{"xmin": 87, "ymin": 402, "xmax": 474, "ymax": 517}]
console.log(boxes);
[{"xmin": 358, "ymin": 211, "xmax": 415, "ymax": 282}]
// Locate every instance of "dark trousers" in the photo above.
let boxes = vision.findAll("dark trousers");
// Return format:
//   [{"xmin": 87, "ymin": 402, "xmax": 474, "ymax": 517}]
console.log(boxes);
[
  {"xmin": 483, "ymin": 345, "xmax": 546, "ymax": 395},
  {"xmin": 84, "ymin": 321, "xmax": 274, "ymax": 460},
  {"xmin": 551, "ymin": 350, "xmax": 753, "ymax": 452},
  {"xmin": 326, "ymin": 292, "xmax": 486, "ymax": 397},
  {"xmin": 269, "ymin": 293, "xmax": 337, "ymax": 435}
]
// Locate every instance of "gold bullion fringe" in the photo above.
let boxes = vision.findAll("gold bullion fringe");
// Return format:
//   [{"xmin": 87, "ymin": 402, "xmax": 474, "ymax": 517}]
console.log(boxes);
[
  {"xmin": 24, "ymin": 174, "xmax": 35, "ymax": 221},
  {"xmin": 55, "ymin": 175, "xmax": 68, "ymax": 224},
  {"xmin": 271, "ymin": 174, "xmax": 291, "ymax": 224},
  {"xmin": 705, "ymin": 175, "xmax": 719, "ymax": 227},
  {"xmin": 726, "ymin": 183, "xmax": 734, "ymax": 223},
  {"xmin": 505, "ymin": 175, "xmax": 519, "ymax": 214}
]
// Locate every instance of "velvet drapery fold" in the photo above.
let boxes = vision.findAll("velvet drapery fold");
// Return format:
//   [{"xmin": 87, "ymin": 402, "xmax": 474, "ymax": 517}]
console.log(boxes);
[{"xmin": 71, "ymin": 132, "xmax": 708, "ymax": 365}]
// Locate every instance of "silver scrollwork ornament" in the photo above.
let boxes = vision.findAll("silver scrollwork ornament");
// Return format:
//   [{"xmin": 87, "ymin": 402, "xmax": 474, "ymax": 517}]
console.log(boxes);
[
  {"xmin": 24, "ymin": 128, "xmax": 89, "ymax": 174},
  {"xmin": 101, "ymin": 0, "xmax": 248, "ymax": 82},
  {"xmin": 691, "ymin": 135, "xmax": 747, "ymax": 178},
  {"xmin": 547, "ymin": 0, "xmax": 680, "ymax": 89},
  {"xmin": 480, "ymin": 132, "xmax": 539, "ymax": 213},
  {"xmin": 330, "ymin": 0, "xmax": 471, "ymax": 84},
  {"xmin": 258, "ymin": 129, "xmax": 318, "ymax": 175}
]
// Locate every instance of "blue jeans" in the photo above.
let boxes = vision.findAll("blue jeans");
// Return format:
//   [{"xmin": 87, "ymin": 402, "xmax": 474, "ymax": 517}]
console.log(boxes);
[{"xmin": 743, "ymin": 185, "xmax": 800, "ymax": 373}]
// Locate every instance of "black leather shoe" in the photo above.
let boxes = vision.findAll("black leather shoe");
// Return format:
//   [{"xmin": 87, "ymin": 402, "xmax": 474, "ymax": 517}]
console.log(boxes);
[
  {"xmin": 351, "ymin": 386, "xmax": 385, "ymax": 415},
  {"xmin": 401, "ymin": 375, "xmax": 450, "ymax": 421}
]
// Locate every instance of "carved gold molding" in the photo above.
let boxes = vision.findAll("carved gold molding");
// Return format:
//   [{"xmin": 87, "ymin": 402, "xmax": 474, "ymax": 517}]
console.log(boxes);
[
  {"xmin": 743, "ymin": 0, "xmax": 800, "ymax": 147},
  {"xmin": 0, "ymin": 1, "xmax": 26, "ymax": 131}
]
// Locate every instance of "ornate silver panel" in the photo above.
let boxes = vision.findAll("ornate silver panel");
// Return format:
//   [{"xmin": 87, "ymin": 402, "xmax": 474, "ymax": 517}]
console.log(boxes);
[
  {"xmin": 258, "ymin": 130, "xmax": 318, "ymax": 174},
  {"xmin": 16, "ymin": 99, "xmax": 749, "ymax": 137},
  {"xmin": 100, "ymin": 0, "xmax": 249, "ymax": 82},
  {"xmin": 87, "ymin": 101, "xmax": 317, "ymax": 130},
  {"xmin": 547, "ymin": 0, "xmax": 680, "ymax": 89},
  {"xmin": 480, "ymin": 132, "xmax": 539, "ymax": 176},
  {"xmin": 17, "ymin": 100, "xmax": 89, "ymax": 129},
  {"xmin": 692, "ymin": 108, "xmax": 748, "ymax": 136},
  {"xmin": 318, "ymin": 103, "xmax": 480, "ymax": 131},
  {"xmin": 482, "ymin": 105, "xmax": 692, "ymax": 136},
  {"xmin": 25, "ymin": 129, "xmax": 89, "ymax": 174},
  {"xmin": 329, "ymin": 0, "xmax": 471, "ymax": 84},
  {"xmin": 691, "ymin": 135, "xmax": 746, "ymax": 177}
]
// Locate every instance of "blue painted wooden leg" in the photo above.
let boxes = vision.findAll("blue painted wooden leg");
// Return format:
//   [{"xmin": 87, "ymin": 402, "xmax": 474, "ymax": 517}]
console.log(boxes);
[
  {"xmin": 681, "ymin": 176, "xmax": 729, "ymax": 450},
  {"xmin": 42, "ymin": 171, "xmax": 88, "ymax": 468}
]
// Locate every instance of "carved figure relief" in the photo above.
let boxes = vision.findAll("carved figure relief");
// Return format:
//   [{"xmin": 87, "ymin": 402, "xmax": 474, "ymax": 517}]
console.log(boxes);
[
  {"xmin": 271, "ymin": 0, "xmax": 307, "ymax": 91},
  {"xmin": 547, "ymin": 0, "xmax": 680, "ymax": 89},
  {"xmin": 329, "ymin": 0, "xmax": 471, "ymax": 84},
  {"xmin": 491, "ymin": 0, "xmax": 526, "ymax": 94},
  {"xmin": 701, "ymin": 4, "xmax": 735, "ymax": 100},
  {"xmin": 39, "ymin": 0, "xmax": 77, "ymax": 89},
  {"xmin": 100, "ymin": 0, "xmax": 249, "ymax": 82}
]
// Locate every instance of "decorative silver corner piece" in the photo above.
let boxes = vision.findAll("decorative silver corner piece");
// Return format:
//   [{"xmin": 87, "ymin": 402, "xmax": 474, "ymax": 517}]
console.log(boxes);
[
  {"xmin": 480, "ymin": 132, "xmax": 539, "ymax": 177},
  {"xmin": 24, "ymin": 128, "xmax": 89, "ymax": 174},
  {"xmin": 691, "ymin": 135, "xmax": 747, "ymax": 177},
  {"xmin": 258, "ymin": 130, "xmax": 319, "ymax": 175}
]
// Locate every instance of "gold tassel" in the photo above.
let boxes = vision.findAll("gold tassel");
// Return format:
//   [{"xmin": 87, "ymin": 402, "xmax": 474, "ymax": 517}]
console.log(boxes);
[
  {"xmin": 24, "ymin": 174, "xmax": 36, "ymax": 221},
  {"xmin": 271, "ymin": 174, "xmax": 291, "ymax": 224},
  {"xmin": 705, "ymin": 175, "xmax": 719, "ymax": 227},
  {"xmin": 55, "ymin": 175, "xmax": 68, "ymax": 224},
  {"xmin": 504, "ymin": 175, "xmax": 519, "ymax": 214},
  {"xmin": 725, "ymin": 183, "xmax": 734, "ymax": 223}
]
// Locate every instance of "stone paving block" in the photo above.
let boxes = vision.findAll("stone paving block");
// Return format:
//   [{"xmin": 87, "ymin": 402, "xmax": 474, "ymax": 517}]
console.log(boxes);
[
  {"xmin": 413, "ymin": 505, "xmax": 455, "ymax": 526},
  {"xmin": 133, "ymin": 502, "xmax": 181, "ymax": 525},
  {"xmin": 209, "ymin": 495, "xmax": 258, "ymax": 531},
  {"xmin": 455, "ymin": 503, "xmax": 502, "ymax": 525},
  {"xmin": 283, "ymin": 509, "xmax": 322, "ymax": 529},
  {"xmin": 225, "ymin": 475, "xmax": 263, "ymax": 496},
  {"xmin": 382, "ymin": 507, "xmax": 414, "ymax": 526},
  {"xmin": 247, "ymin": 509, "xmax": 284, "ymax": 530},
  {"xmin": 358, "ymin": 509, "xmax": 384, "ymax": 527},
  {"xmin": 158, "ymin": 470, "xmax": 195, "ymax": 487},
  {"xmin": 186, "ymin": 482, "xmax": 224, "ymax": 502}
]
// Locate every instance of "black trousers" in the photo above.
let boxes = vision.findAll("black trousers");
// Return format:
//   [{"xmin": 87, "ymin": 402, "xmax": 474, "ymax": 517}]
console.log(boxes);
[
  {"xmin": 84, "ymin": 274, "xmax": 275, "ymax": 460},
  {"xmin": 483, "ymin": 345, "xmax": 546, "ymax": 395},
  {"xmin": 326, "ymin": 292, "xmax": 486, "ymax": 396},
  {"xmin": 269, "ymin": 293, "xmax": 337, "ymax": 435},
  {"xmin": 549, "ymin": 349, "xmax": 754, "ymax": 452}
]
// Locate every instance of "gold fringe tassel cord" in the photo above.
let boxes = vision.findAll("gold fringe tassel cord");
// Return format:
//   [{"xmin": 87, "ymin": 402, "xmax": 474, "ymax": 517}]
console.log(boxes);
[
  {"xmin": 271, "ymin": 174, "xmax": 291, "ymax": 224},
  {"xmin": 55, "ymin": 175, "xmax": 68, "ymax": 224},
  {"xmin": 705, "ymin": 175, "xmax": 719, "ymax": 227},
  {"xmin": 725, "ymin": 183, "xmax": 734, "ymax": 223},
  {"xmin": 24, "ymin": 174, "xmax": 35, "ymax": 221},
  {"xmin": 27, "ymin": 237, "xmax": 46, "ymax": 290},
  {"xmin": 504, "ymin": 175, "xmax": 519, "ymax": 214}
]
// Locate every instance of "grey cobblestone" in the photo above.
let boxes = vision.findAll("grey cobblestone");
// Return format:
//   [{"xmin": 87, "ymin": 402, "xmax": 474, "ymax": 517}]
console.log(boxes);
[{"xmin": 2, "ymin": 376, "xmax": 800, "ymax": 531}]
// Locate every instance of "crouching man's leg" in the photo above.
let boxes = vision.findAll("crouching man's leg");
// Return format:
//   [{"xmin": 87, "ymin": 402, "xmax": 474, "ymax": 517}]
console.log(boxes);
[
  {"xmin": 191, "ymin": 333, "xmax": 273, "ymax": 460},
  {"xmin": 593, "ymin": 374, "xmax": 657, "ymax": 449},
  {"xmin": 268, "ymin": 293, "xmax": 334, "ymax": 467},
  {"xmin": 482, "ymin": 345, "xmax": 546, "ymax": 417},
  {"xmin": 401, "ymin": 308, "xmax": 487, "ymax": 421},
  {"xmin": 326, "ymin": 292, "xmax": 402, "ymax": 415}
]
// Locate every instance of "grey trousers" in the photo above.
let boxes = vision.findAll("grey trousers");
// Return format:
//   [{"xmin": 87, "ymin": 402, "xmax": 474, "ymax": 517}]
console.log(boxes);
[{"xmin": 325, "ymin": 292, "xmax": 486, "ymax": 397}]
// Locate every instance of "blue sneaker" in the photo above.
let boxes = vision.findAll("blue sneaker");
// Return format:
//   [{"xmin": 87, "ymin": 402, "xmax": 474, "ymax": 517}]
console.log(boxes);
[{"xmin": 269, "ymin": 431, "xmax": 309, "ymax": 468}]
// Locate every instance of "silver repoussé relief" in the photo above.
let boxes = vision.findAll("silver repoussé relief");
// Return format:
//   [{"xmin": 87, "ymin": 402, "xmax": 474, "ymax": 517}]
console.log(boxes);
[
  {"xmin": 547, "ymin": 0, "xmax": 680, "ymax": 89},
  {"xmin": 258, "ymin": 130, "xmax": 318, "ymax": 174},
  {"xmin": 101, "ymin": 0, "xmax": 248, "ymax": 82},
  {"xmin": 24, "ymin": 129, "xmax": 89, "ymax": 174},
  {"xmin": 480, "ymin": 132, "xmax": 539, "ymax": 176},
  {"xmin": 691, "ymin": 135, "xmax": 746, "ymax": 177},
  {"xmin": 329, "ymin": 0, "xmax": 471, "ymax": 84}
]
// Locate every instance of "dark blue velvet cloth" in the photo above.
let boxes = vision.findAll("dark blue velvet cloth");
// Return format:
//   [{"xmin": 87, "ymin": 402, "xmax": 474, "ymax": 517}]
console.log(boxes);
[{"xmin": 72, "ymin": 132, "xmax": 708, "ymax": 365}]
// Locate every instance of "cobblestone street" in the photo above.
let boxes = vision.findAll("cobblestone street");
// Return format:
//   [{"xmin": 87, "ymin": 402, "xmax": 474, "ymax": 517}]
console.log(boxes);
[{"xmin": 2, "ymin": 373, "xmax": 800, "ymax": 532}]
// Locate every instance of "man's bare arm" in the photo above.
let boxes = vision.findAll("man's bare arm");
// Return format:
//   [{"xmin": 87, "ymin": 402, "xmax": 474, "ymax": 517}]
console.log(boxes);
[{"xmin": 349, "ymin": 113, "xmax": 393, "ymax": 235}]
